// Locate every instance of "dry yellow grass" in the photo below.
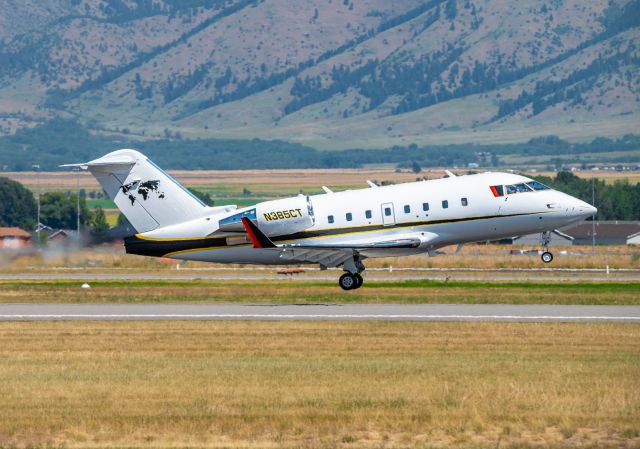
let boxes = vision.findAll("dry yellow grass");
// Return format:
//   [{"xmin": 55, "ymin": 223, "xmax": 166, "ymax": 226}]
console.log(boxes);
[
  {"xmin": 0, "ymin": 321, "xmax": 638, "ymax": 448},
  {"xmin": 5, "ymin": 168, "xmax": 639, "ymax": 194},
  {"xmin": 2, "ymin": 168, "xmax": 428, "ymax": 192},
  {"xmin": 365, "ymin": 244, "xmax": 640, "ymax": 270}
]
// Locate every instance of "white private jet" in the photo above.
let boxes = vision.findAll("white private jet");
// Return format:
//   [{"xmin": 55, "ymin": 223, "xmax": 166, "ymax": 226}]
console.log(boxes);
[{"xmin": 67, "ymin": 149, "xmax": 596, "ymax": 290}]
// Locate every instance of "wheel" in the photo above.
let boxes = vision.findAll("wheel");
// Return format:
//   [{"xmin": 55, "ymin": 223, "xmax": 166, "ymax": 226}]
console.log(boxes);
[
  {"xmin": 339, "ymin": 273, "xmax": 357, "ymax": 290},
  {"xmin": 353, "ymin": 273, "xmax": 363, "ymax": 289},
  {"xmin": 541, "ymin": 251, "xmax": 553, "ymax": 263}
]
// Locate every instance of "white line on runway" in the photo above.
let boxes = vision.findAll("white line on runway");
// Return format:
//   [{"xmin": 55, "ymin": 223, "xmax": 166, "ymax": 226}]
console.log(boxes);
[{"xmin": 2, "ymin": 314, "xmax": 640, "ymax": 320}]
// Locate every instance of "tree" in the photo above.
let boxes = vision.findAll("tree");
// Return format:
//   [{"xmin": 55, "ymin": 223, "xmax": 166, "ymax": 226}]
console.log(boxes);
[
  {"xmin": 89, "ymin": 207, "xmax": 109, "ymax": 233},
  {"xmin": 410, "ymin": 160, "xmax": 422, "ymax": 174},
  {"xmin": 445, "ymin": 0, "xmax": 457, "ymax": 20},
  {"xmin": 0, "ymin": 177, "xmax": 37, "ymax": 230},
  {"xmin": 39, "ymin": 192, "xmax": 89, "ymax": 230},
  {"xmin": 187, "ymin": 187, "xmax": 215, "ymax": 206}
]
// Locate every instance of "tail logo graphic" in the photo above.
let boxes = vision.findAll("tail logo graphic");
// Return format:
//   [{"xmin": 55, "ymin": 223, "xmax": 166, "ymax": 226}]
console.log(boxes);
[{"xmin": 120, "ymin": 179, "xmax": 165, "ymax": 205}]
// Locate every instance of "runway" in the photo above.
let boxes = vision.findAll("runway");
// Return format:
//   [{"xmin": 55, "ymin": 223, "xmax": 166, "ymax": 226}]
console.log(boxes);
[
  {"xmin": 1, "ymin": 267, "xmax": 639, "ymax": 282},
  {"xmin": 1, "ymin": 304, "xmax": 639, "ymax": 322}
]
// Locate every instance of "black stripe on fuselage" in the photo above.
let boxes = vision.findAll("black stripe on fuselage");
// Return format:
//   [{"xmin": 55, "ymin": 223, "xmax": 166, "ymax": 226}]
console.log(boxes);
[{"xmin": 124, "ymin": 212, "xmax": 542, "ymax": 257}]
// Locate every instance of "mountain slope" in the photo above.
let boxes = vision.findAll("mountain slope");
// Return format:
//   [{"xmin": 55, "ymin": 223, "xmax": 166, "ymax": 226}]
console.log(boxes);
[{"xmin": 0, "ymin": 0, "xmax": 638, "ymax": 148}]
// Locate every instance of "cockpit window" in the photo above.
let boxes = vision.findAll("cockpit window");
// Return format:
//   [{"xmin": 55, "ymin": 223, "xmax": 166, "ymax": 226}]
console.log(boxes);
[
  {"xmin": 492, "ymin": 182, "xmax": 545, "ymax": 197},
  {"xmin": 526, "ymin": 181, "xmax": 550, "ymax": 191},
  {"xmin": 506, "ymin": 183, "xmax": 532, "ymax": 194}
]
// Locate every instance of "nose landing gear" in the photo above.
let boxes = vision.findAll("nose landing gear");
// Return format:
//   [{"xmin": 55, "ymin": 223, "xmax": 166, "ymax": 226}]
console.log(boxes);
[{"xmin": 540, "ymin": 231, "xmax": 554, "ymax": 264}]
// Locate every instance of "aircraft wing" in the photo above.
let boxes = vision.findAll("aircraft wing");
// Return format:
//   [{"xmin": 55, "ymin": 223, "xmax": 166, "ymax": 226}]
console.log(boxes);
[
  {"xmin": 279, "ymin": 238, "xmax": 421, "ymax": 250},
  {"xmin": 241, "ymin": 217, "xmax": 424, "ymax": 267}
]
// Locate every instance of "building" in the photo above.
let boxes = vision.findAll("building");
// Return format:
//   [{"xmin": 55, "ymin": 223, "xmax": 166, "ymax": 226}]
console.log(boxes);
[
  {"xmin": 627, "ymin": 231, "xmax": 640, "ymax": 245},
  {"xmin": 559, "ymin": 221, "xmax": 640, "ymax": 246},
  {"xmin": 500, "ymin": 221, "xmax": 640, "ymax": 246},
  {"xmin": 47, "ymin": 229, "xmax": 78, "ymax": 245},
  {"xmin": 0, "ymin": 227, "xmax": 32, "ymax": 249}
]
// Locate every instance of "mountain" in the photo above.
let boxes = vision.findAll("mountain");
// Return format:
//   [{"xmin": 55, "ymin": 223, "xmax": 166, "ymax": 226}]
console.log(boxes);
[{"xmin": 0, "ymin": 0, "xmax": 639, "ymax": 149}]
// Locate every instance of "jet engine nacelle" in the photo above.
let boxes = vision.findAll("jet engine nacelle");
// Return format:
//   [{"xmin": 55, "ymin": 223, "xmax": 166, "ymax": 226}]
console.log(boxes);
[{"xmin": 255, "ymin": 196, "xmax": 315, "ymax": 236}]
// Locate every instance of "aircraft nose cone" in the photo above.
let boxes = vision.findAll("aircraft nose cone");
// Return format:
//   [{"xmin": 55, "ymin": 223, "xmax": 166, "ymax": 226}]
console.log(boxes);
[{"xmin": 574, "ymin": 200, "xmax": 597, "ymax": 217}]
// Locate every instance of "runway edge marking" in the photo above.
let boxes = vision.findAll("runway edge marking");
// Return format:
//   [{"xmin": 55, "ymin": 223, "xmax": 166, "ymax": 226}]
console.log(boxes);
[{"xmin": 1, "ymin": 314, "xmax": 639, "ymax": 321}]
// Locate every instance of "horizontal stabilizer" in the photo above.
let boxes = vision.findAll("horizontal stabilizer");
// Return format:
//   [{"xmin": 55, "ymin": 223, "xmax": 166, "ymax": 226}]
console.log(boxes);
[{"xmin": 60, "ymin": 159, "xmax": 136, "ymax": 169}]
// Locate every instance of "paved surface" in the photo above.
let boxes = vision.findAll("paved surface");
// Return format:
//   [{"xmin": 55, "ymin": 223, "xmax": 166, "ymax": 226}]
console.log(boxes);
[
  {"xmin": 1, "ymin": 304, "xmax": 639, "ymax": 322},
  {"xmin": 0, "ymin": 268, "xmax": 639, "ymax": 282}
]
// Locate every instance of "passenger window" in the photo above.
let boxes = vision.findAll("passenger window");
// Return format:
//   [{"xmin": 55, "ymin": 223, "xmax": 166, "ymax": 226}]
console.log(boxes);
[
  {"xmin": 422, "ymin": 202, "xmax": 429, "ymax": 211},
  {"xmin": 442, "ymin": 200, "xmax": 448, "ymax": 209},
  {"xmin": 461, "ymin": 198, "xmax": 468, "ymax": 206},
  {"xmin": 328, "ymin": 215, "xmax": 334, "ymax": 224},
  {"xmin": 346, "ymin": 212, "xmax": 352, "ymax": 221},
  {"xmin": 384, "ymin": 207, "xmax": 392, "ymax": 216},
  {"xmin": 404, "ymin": 205, "xmax": 410, "ymax": 213},
  {"xmin": 365, "ymin": 210, "xmax": 372, "ymax": 219}
]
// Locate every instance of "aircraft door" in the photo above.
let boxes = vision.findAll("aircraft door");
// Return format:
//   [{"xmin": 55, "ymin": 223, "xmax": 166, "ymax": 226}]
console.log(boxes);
[
  {"xmin": 491, "ymin": 185, "xmax": 509, "ymax": 216},
  {"xmin": 381, "ymin": 202, "xmax": 395, "ymax": 226},
  {"xmin": 498, "ymin": 196, "xmax": 509, "ymax": 215}
]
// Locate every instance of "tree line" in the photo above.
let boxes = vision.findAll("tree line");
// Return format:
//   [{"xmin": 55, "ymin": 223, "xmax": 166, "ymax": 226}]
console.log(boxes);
[
  {"xmin": 0, "ymin": 119, "xmax": 638, "ymax": 172},
  {"xmin": 0, "ymin": 177, "xmax": 108, "ymax": 233}
]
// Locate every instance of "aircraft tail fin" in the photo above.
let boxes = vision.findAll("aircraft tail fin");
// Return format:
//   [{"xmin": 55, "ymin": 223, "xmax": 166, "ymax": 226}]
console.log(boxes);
[{"xmin": 66, "ymin": 149, "xmax": 207, "ymax": 233}]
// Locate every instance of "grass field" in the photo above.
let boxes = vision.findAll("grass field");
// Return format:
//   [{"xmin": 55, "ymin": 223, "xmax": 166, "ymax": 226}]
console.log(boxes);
[
  {"xmin": 1, "ymin": 279, "xmax": 639, "ymax": 305},
  {"xmin": 6, "ymin": 167, "xmax": 639, "ymax": 196},
  {"xmin": 86, "ymin": 198, "xmax": 117, "ymax": 209},
  {"xmin": 0, "ymin": 321, "xmax": 638, "ymax": 448},
  {"xmin": 3, "ymin": 168, "xmax": 424, "ymax": 194}
]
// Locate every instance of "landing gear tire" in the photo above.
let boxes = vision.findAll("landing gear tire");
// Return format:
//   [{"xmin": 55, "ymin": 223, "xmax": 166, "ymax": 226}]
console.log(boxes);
[
  {"xmin": 541, "ymin": 251, "xmax": 554, "ymax": 263},
  {"xmin": 353, "ymin": 273, "xmax": 363, "ymax": 289},
  {"xmin": 339, "ymin": 273, "xmax": 357, "ymax": 290}
]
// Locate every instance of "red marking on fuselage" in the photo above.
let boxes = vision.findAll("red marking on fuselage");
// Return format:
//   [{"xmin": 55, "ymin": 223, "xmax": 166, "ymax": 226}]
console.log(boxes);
[{"xmin": 241, "ymin": 217, "xmax": 262, "ymax": 248}]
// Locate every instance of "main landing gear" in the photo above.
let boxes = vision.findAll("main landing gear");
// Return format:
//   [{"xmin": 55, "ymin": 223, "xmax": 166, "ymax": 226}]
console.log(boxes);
[
  {"xmin": 540, "ymin": 231, "xmax": 554, "ymax": 264},
  {"xmin": 338, "ymin": 256, "xmax": 365, "ymax": 290},
  {"xmin": 339, "ymin": 272, "xmax": 363, "ymax": 290}
]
